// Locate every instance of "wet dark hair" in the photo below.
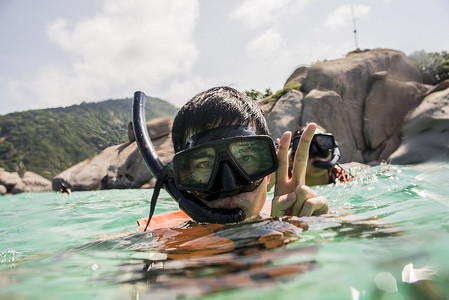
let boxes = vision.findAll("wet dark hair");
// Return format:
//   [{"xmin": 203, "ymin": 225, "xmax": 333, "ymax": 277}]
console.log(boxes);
[
  {"xmin": 172, "ymin": 86, "xmax": 270, "ymax": 152},
  {"xmin": 293, "ymin": 124, "xmax": 327, "ymax": 139}
]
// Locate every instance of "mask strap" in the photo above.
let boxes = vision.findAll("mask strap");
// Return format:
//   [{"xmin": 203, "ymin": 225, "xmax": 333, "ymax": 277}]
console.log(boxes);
[{"xmin": 143, "ymin": 169, "xmax": 167, "ymax": 232}]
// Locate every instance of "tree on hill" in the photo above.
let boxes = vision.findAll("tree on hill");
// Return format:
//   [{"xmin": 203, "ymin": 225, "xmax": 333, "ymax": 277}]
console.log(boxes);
[
  {"xmin": 0, "ymin": 97, "xmax": 178, "ymax": 179},
  {"xmin": 408, "ymin": 50, "xmax": 449, "ymax": 83}
]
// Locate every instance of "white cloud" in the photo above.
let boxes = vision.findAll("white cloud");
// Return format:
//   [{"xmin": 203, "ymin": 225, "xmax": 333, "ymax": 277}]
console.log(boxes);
[
  {"xmin": 324, "ymin": 4, "xmax": 371, "ymax": 30},
  {"xmin": 246, "ymin": 28, "xmax": 283, "ymax": 59},
  {"xmin": 18, "ymin": 0, "xmax": 200, "ymax": 109},
  {"xmin": 230, "ymin": 0, "xmax": 309, "ymax": 30}
]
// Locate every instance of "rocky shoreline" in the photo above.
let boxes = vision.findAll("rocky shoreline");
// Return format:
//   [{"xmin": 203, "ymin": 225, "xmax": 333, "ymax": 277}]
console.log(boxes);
[{"xmin": 2, "ymin": 48, "xmax": 448, "ymax": 194}]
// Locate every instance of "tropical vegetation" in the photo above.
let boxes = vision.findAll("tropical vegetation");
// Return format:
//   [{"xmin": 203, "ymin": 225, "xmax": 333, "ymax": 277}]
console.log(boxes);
[
  {"xmin": 407, "ymin": 50, "xmax": 449, "ymax": 83},
  {"xmin": 0, "ymin": 97, "xmax": 178, "ymax": 179}
]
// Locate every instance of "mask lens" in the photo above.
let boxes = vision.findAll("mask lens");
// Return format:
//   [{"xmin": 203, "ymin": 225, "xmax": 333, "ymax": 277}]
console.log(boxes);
[
  {"xmin": 314, "ymin": 134, "xmax": 336, "ymax": 151},
  {"xmin": 175, "ymin": 146, "xmax": 217, "ymax": 188},
  {"xmin": 229, "ymin": 139, "xmax": 276, "ymax": 177},
  {"xmin": 173, "ymin": 135, "xmax": 278, "ymax": 193},
  {"xmin": 310, "ymin": 134, "xmax": 336, "ymax": 158}
]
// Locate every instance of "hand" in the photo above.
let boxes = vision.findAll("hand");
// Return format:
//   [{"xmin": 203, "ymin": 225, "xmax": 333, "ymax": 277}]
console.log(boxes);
[{"xmin": 271, "ymin": 123, "xmax": 329, "ymax": 217}]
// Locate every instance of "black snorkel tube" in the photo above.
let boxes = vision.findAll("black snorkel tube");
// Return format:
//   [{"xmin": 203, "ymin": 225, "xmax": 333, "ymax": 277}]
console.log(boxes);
[{"xmin": 132, "ymin": 91, "xmax": 245, "ymax": 227}]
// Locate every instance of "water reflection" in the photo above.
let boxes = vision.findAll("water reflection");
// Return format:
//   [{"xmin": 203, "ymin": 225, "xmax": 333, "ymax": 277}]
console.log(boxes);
[{"xmin": 103, "ymin": 214, "xmax": 403, "ymax": 298}]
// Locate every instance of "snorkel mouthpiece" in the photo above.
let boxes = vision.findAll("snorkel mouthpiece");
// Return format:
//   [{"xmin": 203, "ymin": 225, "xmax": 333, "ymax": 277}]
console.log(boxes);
[
  {"xmin": 132, "ymin": 91, "xmax": 245, "ymax": 226},
  {"xmin": 312, "ymin": 147, "xmax": 341, "ymax": 170}
]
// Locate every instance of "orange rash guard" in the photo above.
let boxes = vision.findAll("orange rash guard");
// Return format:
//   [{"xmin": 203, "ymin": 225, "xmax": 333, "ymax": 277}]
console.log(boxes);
[{"xmin": 137, "ymin": 201, "xmax": 273, "ymax": 231}]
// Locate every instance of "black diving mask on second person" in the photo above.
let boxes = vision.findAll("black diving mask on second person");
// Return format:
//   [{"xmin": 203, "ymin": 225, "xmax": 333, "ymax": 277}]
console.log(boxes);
[
  {"xmin": 291, "ymin": 133, "xmax": 337, "ymax": 158},
  {"xmin": 171, "ymin": 126, "xmax": 278, "ymax": 201}
]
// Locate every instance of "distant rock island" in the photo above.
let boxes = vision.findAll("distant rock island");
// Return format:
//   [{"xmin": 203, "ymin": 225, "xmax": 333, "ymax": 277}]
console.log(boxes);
[{"xmin": 1, "ymin": 48, "xmax": 448, "ymax": 194}]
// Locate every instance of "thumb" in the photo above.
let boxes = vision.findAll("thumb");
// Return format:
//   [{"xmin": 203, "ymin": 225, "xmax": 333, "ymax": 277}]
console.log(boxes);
[{"xmin": 271, "ymin": 192, "xmax": 296, "ymax": 217}]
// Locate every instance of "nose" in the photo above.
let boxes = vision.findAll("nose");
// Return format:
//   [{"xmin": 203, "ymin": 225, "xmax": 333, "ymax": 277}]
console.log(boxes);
[{"xmin": 212, "ymin": 161, "xmax": 246, "ymax": 192}]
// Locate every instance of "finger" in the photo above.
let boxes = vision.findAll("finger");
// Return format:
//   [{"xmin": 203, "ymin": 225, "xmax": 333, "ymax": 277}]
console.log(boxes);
[
  {"xmin": 267, "ymin": 173, "xmax": 275, "ymax": 192},
  {"xmin": 275, "ymin": 131, "xmax": 292, "ymax": 188},
  {"xmin": 291, "ymin": 185, "xmax": 310, "ymax": 216},
  {"xmin": 299, "ymin": 196, "xmax": 329, "ymax": 216},
  {"xmin": 271, "ymin": 193, "xmax": 296, "ymax": 217},
  {"xmin": 292, "ymin": 123, "xmax": 317, "ymax": 186}
]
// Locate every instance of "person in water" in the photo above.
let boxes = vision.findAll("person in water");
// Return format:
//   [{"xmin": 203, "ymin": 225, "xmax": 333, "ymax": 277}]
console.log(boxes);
[
  {"xmin": 59, "ymin": 183, "xmax": 71, "ymax": 195},
  {"xmin": 267, "ymin": 124, "xmax": 351, "ymax": 191},
  {"xmin": 290, "ymin": 126, "xmax": 351, "ymax": 186},
  {"xmin": 133, "ymin": 87, "xmax": 328, "ymax": 230}
]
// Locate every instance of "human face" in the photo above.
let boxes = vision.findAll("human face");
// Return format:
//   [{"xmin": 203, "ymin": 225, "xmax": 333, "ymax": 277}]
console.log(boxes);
[
  {"xmin": 307, "ymin": 153, "xmax": 332, "ymax": 176},
  {"xmin": 198, "ymin": 177, "xmax": 268, "ymax": 220},
  {"xmin": 173, "ymin": 125, "xmax": 277, "ymax": 201}
]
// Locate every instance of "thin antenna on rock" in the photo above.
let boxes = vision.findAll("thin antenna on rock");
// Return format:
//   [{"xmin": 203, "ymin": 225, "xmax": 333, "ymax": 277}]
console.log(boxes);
[{"xmin": 351, "ymin": 4, "xmax": 359, "ymax": 50}]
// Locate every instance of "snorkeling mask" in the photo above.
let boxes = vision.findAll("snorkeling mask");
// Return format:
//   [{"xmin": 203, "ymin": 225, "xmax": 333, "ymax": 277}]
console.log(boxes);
[
  {"xmin": 132, "ymin": 91, "xmax": 277, "ymax": 228},
  {"xmin": 291, "ymin": 133, "xmax": 341, "ymax": 170},
  {"xmin": 172, "ymin": 126, "xmax": 278, "ymax": 201}
]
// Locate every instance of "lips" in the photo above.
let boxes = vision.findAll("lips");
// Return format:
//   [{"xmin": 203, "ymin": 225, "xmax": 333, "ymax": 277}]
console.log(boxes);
[{"xmin": 208, "ymin": 196, "xmax": 242, "ymax": 210}]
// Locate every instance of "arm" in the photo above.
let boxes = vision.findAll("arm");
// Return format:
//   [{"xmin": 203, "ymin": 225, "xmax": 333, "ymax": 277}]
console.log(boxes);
[{"xmin": 271, "ymin": 123, "xmax": 329, "ymax": 217}]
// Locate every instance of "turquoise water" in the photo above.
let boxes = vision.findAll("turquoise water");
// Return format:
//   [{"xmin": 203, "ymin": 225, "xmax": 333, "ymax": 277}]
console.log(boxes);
[{"xmin": 1, "ymin": 162, "xmax": 449, "ymax": 299}]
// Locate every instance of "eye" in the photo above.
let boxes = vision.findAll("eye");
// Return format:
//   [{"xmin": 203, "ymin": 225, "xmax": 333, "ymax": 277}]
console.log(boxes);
[
  {"xmin": 193, "ymin": 159, "xmax": 213, "ymax": 169},
  {"xmin": 240, "ymin": 155, "xmax": 254, "ymax": 162},
  {"xmin": 196, "ymin": 161, "xmax": 211, "ymax": 168}
]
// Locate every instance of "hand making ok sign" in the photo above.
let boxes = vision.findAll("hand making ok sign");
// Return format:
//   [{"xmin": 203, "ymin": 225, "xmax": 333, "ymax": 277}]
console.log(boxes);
[{"xmin": 271, "ymin": 122, "xmax": 329, "ymax": 217}]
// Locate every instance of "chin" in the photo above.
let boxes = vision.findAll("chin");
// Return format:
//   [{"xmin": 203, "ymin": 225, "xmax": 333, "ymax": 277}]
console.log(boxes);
[{"xmin": 200, "ymin": 179, "xmax": 268, "ymax": 219}]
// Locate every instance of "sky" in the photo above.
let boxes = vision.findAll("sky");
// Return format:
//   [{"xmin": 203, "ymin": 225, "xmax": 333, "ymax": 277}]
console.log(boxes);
[{"xmin": 1, "ymin": 0, "xmax": 448, "ymax": 115}]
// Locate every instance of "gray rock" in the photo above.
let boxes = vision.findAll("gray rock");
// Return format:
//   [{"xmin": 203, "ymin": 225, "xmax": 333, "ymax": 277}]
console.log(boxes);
[
  {"xmin": 0, "ymin": 168, "xmax": 51, "ymax": 194},
  {"xmin": 0, "ymin": 168, "xmax": 22, "ymax": 191},
  {"xmin": 53, "ymin": 144, "xmax": 123, "ymax": 191},
  {"xmin": 53, "ymin": 117, "xmax": 174, "ymax": 191},
  {"xmin": 105, "ymin": 134, "xmax": 174, "ymax": 189},
  {"xmin": 363, "ymin": 79, "xmax": 427, "ymax": 161},
  {"xmin": 284, "ymin": 66, "xmax": 309, "ymax": 86},
  {"xmin": 265, "ymin": 89, "xmax": 304, "ymax": 139},
  {"xmin": 0, "ymin": 184, "xmax": 7, "ymax": 195},
  {"xmin": 302, "ymin": 89, "xmax": 362, "ymax": 163},
  {"xmin": 388, "ymin": 87, "xmax": 449, "ymax": 164},
  {"xmin": 264, "ymin": 48, "xmax": 430, "ymax": 165},
  {"xmin": 128, "ymin": 117, "xmax": 173, "ymax": 142}
]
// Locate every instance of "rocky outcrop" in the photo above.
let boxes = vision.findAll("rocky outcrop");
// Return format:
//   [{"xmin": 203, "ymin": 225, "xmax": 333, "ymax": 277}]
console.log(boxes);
[
  {"xmin": 104, "ymin": 132, "xmax": 174, "ymax": 189},
  {"xmin": 52, "ymin": 144, "xmax": 125, "ymax": 191},
  {"xmin": 262, "ymin": 48, "xmax": 432, "ymax": 165},
  {"xmin": 0, "ymin": 184, "xmax": 6, "ymax": 195},
  {"xmin": 0, "ymin": 168, "xmax": 51, "ymax": 194},
  {"xmin": 48, "ymin": 48, "xmax": 449, "ymax": 193},
  {"xmin": 388, "ymin": 86, "xmax": 449, "ymax": 164},
  {"xmin": 52, "ymin": 117, "xmax": 174, "ymax": 191}
]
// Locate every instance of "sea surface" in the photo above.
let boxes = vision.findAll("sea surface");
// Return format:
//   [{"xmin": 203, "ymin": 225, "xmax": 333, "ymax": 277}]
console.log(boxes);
[{"xmin": 1, "ymin": 162, "xmax": 448, "ymax": 300}]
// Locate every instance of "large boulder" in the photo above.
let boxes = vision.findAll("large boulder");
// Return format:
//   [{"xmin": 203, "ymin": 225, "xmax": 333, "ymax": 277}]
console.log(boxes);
[
  {"xmin": 388, "ymin": 87, "xmax": 449, "ymax": 164},
  {"xmin": 363, "ymin": 78, "xmax": 428, "ymax": 163},
  {"xmin": 264, "ymin": 48, "xmax": 430, "ymax": 165},
  {"xmin": 11, "ymin": 171, "xmax": 52, "ymax": 193},
  {"xmin": 104, "ymin": 133, "xmax": 174, "ymax": 189},
  {"xmin": 53, "ymin": 144, "xmax": 124, "ymax": 191},
  {"xmin": 264, "ymin": 89, "xmax": 304, "ymax": 139},
  {"xmin": 0, "ymin": 168, "xmax": 22, "ymax": 192},
  {"xmin": 300, "ymin": 89, "xmax": 360, "ymax": 163},
  {"xmin": 0, "ymin": 184, "xmax": 6, "ymax": 195},
  {"xmin": 0, "ymin": 168, "xmax": 51, "ymax": 194},
  {"xmin": 53, "ymin": 117, "xmax": 174, "ymax": 191},
  {"xmin": 127, "ymin": 116, "xmax": 173, "ymax": 143}
]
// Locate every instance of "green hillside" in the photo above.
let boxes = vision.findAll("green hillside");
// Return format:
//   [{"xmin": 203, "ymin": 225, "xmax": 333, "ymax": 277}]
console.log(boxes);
[{"xmin": 0, "ymin": 97, "xmax": 178, "ymax": 179}]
